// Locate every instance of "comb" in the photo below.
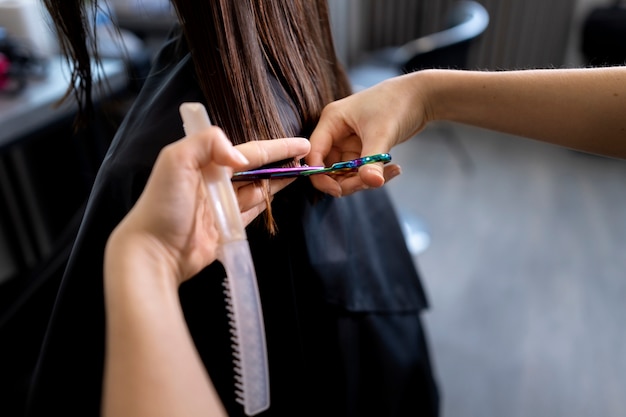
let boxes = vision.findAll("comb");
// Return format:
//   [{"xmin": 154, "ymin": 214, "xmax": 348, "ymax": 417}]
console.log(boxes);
[{"xmin": 179, "ymin": 102, "xmax": 270, "ymax": 416}]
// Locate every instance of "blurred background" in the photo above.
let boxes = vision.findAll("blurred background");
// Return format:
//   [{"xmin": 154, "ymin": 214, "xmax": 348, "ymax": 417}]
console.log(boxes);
[{"xmin": 1, "ymin": 0, "xmax": 625, "ymax": 416}]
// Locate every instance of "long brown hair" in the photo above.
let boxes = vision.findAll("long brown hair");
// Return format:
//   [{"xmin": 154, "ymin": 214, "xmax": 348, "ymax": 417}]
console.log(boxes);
[
  {"xmin": 172, "ymin": 0, "xmax": 351, "ymax": 143},
  {"xmin": 43, "ymin": 0, "xmax": 351, "ymax": 230}
]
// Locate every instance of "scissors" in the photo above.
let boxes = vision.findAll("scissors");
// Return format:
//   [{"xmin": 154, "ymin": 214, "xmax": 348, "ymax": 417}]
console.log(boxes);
[{"xmin": 231, "ymin": 153, "xmax": 392, "ymax": 181}]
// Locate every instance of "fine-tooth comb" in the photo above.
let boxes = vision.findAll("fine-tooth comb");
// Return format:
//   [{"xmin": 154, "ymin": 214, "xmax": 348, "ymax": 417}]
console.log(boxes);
[{"xmin": 179, "ymin": 102, "xmax": 270, "ymax": 416}]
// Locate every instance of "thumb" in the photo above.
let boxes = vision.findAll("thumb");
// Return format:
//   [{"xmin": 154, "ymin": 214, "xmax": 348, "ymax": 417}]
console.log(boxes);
[{"xmin": 357, "ymin": 133, "xmax": 395, "ymax": 188}]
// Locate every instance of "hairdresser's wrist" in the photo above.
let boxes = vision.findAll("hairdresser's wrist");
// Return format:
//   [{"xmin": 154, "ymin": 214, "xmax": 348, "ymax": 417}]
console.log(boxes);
[
  {"xmin": 376, "ymin": 70, "xmax": 437, "ymax": 142},
  {"xmin": 104, "ymin": 227, "xmax": 181, "ymax": 298},
  {"xmin": 410, "ymin": 69, "xmax": 455, "ymax": 125}
]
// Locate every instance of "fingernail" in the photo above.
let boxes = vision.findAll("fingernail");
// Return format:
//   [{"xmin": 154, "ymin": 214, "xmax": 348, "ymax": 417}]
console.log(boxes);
[
  {"xmin": 233, "ymin": 150, "xmax": 249, "ymax": 165},
  {"xmin": 389, "ymin": 169, "xmax": 401, "ymax": 181},
  {"xmin": 329, "ymin": 189, "xmax": 342, "ymax": 198}
]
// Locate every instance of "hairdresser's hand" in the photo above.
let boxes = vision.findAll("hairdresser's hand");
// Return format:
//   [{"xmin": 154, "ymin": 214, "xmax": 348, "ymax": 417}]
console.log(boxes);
[
  {"xmin": 232, "ymin": 137, "xmax": 311, "ymax": 224},
  {"xmin": 106, "ymin": 127, "xmax": 250, "ymax": 287},
  {"xmin": 307, "ymin": 73, "xmax": 428, "ymax": 197}
]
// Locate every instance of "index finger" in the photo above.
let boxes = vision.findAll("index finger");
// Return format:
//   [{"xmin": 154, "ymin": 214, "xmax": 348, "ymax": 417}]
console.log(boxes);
[
  {"xmin": 236, "ymin": 137, "xmax": 311, "ymax": 170},
  {"xmin": 163, "ymin": 126, "xmax": 249, "ymax": 172},
  {"xmin": 307, "ymin": 103, "xmax": 356, "ymax": 167}
]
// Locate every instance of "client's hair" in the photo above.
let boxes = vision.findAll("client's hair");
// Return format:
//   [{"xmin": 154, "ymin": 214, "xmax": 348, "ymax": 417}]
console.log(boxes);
[{"xmin": 43, "ymin": 0, "xmax": 351, "ymax": 232}]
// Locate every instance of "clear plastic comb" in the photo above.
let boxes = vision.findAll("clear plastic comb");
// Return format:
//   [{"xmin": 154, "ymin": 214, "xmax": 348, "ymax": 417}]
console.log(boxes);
[{"xmin": 179, "ymin": 102, "xmax": 270, "ymax": 416}]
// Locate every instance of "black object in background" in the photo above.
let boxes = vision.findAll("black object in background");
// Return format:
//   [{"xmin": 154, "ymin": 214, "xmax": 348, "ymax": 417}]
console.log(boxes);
[{"xmin": 581, "ymin": 1, "xmax": 626, "ymax": 66}]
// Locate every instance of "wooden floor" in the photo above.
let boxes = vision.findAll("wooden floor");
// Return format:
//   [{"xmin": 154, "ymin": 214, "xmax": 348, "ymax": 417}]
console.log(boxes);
[{"xmin": 385, "ymin": 123, "xmax": 626, "ymax": 417}]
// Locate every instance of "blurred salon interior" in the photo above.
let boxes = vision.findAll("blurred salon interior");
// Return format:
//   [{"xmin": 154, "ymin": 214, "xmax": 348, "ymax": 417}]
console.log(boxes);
[{"xmin": 1, "ymin": 0, "xmax": 625, "ymax": 416}]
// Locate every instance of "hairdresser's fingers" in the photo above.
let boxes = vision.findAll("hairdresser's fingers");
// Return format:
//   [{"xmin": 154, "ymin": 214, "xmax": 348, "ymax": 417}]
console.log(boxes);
[
  {"xmin": 168, "ymin": 126, "xmax": 249, "ymax": 171},
  {"xmin": 310, "ymin": 143, "xmax": 393, "ymax": 193},
  {"xmin": 140, "ymin": 128, "xmax": 245, "ymax": 224},
  {"xmin": 334, "ymin": 164, "xmax": 402, "ymax": 196},
  {"xmin": 235, "ymin": 138, "xmax": 311, "ymax": 170},
  {"xmin": 234, "ymin": 177, "xmax": 296, "ymax": 214},
  {"xmin": 309, "ymin": 174, "xmax": 341, "ymax": 198},
  {"xmin": 231, "ymin": 138, "xmax": 310, "ymax": 219},
  {"xmin": 240, "ymin": 199, "xmax": 270, "ymax": 227},
  {"xmin": 355, "ymin": 122, "xmax": 407, "ymax": 188},
  {"xmin": 308, "ymin": 133, "xmax": 365, "ymax": 197},
  {"xmin": 308, "ymin": 100, "xmax": 357, "ymax": 167},
  {"xmin": 310, "ymin": 137, "xmax": 390, "ymax": 197},
  {"xmin": 357, "ymin": 162, "xmax": 387, "ymax": 189}
]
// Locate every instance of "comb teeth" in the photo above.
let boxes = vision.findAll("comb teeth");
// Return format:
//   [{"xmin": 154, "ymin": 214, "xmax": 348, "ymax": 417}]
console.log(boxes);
[
  {"xmin": 219, "ymin": 242, "xmax": 270, "ymax": 416},
  {"xmin": 224, "ymin": 283, "xmax": 247, "ymax": 408},
  {"xmin": 223, "ymin": 277, "xmax": 242, "ymax": 358}
]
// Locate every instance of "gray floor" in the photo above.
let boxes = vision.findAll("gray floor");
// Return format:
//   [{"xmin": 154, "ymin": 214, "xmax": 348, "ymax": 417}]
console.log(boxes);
[{"xmin": 385, "ymin": 123, "xmax": 626, "ymax": 417}]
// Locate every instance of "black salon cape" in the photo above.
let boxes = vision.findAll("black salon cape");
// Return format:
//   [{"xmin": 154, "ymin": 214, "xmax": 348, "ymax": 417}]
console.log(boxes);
[{"xmin": 26, "ymin": 35, "xmax": 438, "ymax": 417}]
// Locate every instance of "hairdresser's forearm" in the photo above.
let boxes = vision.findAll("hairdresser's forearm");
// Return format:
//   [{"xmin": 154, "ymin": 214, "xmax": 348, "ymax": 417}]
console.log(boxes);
[
  {"xmin": 103, "ymin": 235, "xmax": 226, "ymax": 417},
  {"xmin": 419, "ymin": 67, "xmax": 626, "ymax": 158}
]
